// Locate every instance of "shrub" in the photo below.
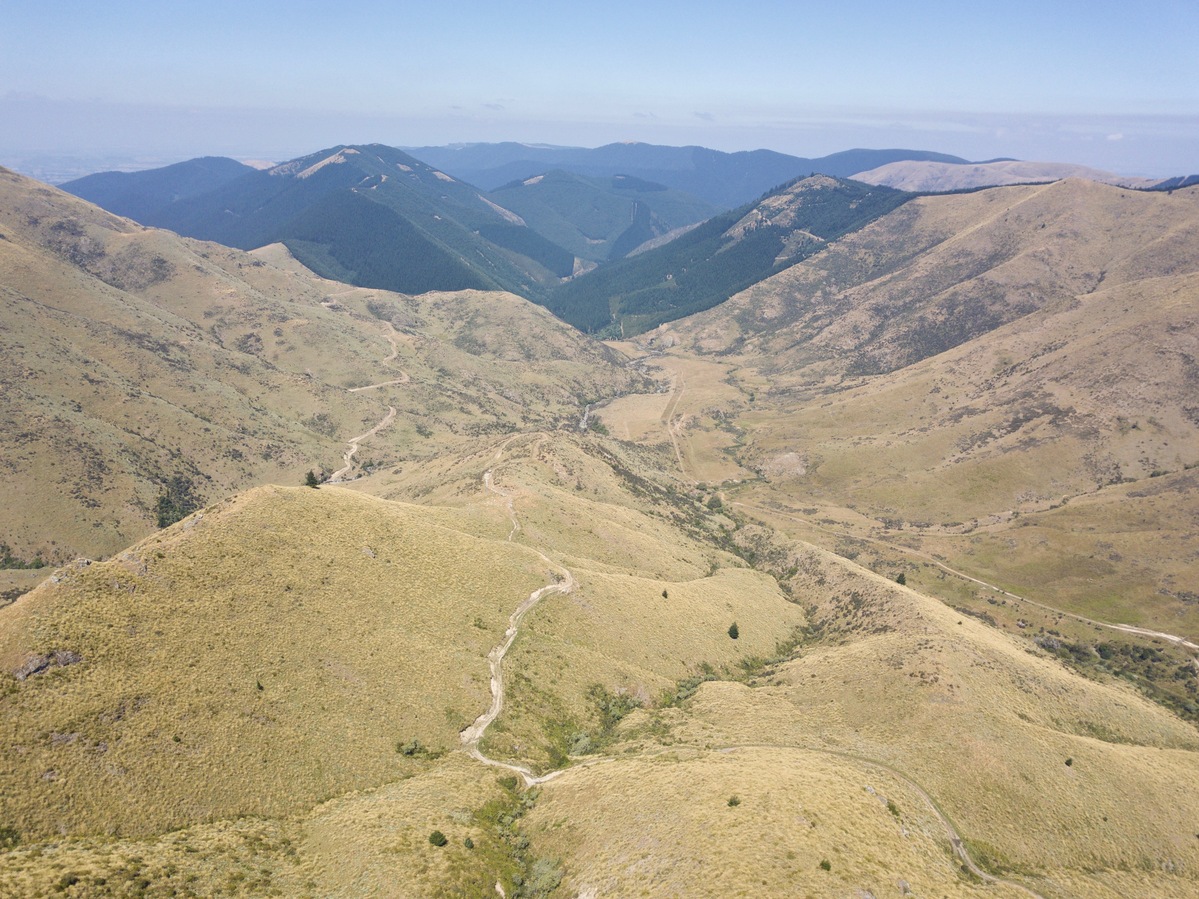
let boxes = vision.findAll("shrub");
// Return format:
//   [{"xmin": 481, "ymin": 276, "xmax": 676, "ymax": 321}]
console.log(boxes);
[
  {"xmin": 819, "ymin": 859, "xmax": 831, "ymax": 871},
  {"xmin": 1065, "ymin": 757, "xmax": 1074, "ymax": 767},
  {"xmin": 895, "ymin": 572, "xmax": 906, "ymax": 585},
  {"xmin": 305, "ymin": 470, "xmax": 320, "ymax": 489},
  {"xmin": 727, "ymin": 795, "xmax": 740, "ymax": 807},
  {"xmin": 155, "ymin": 475, "xmax": 201, "ymax": 527},
  {"xmin": 428, "ymin": 830, "xmax": 448, "ymax": 847},
  {"xmin": 728, "ymin": 622, "xmax": 739, "ymax": 640}
]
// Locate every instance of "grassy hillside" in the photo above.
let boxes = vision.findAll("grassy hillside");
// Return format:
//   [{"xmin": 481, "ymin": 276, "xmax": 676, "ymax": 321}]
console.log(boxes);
[
  {"xmin": 0, "ymin": 486, "xmax": 552, "ymax": 837},
  {"xmin": 601, "ymin": 179, "xmax": 1199, "ymax": 718},
  {"xmin": 672, "ymin": 179, "xmax": 1199, "ymax": 377},
  {"xmin": 0, "ymin": 168, "xmax": 642, "ymax": 567},
  {"xmin": 852, "ymin": 159, "xmax": 1159, "ymax": 192}
]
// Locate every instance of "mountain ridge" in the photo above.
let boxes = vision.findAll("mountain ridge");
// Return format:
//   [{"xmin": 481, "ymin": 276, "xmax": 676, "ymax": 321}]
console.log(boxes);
[{"xmin": 403, "ymin": 140, "xmax": 969, "ymax": 207}]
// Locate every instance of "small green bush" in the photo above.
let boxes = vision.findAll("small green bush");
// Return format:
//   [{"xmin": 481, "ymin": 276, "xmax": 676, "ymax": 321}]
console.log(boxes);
[
  {"xmin": 727, "ymin": 795, "xmax": 740, "ymax": 807},
  {"xmin": 428, "ymin": 830, "xmax": 448, "ymax": 847},
  {"xmin": 728, "ymin": 622, "xmax": 739, "ymax": 640},
  {"xmin": 819, "ymin": 858, "xmax": 831, "ymax": 871}
]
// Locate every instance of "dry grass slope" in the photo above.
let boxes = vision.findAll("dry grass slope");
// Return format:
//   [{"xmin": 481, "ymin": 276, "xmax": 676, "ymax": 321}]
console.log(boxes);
[
  {"xmin": 0, "ymin": 485, "xmax": 549, "ymax": 838},
  {"xmin": 0, "ymin": 168, "xmax": 643, "ymax": 567}
]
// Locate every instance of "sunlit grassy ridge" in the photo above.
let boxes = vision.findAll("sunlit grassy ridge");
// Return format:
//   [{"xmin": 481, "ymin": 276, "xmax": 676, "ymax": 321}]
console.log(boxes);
[
  {"xmin": 0, "ymin": 485, "xmax": 549, "ymax": 838},
  {"xmin": 653, "ymin": 548, "xmax": 1199, "ymax": 894},
  {"xmin": 0, "ymin": 755, "xmax": 537, "ymax": 898},
  {"xmin": 525, "ymin": 748, "xmax": 1018, "ymax": 898}
]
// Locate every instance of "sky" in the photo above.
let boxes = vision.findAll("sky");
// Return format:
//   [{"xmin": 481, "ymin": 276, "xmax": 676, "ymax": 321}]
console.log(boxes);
[{"xmin": 2, "ymin": 0, "xmax": 1196, "ymax": 178}]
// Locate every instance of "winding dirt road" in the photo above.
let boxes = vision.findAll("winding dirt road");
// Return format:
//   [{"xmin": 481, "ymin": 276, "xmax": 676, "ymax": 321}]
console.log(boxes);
[
  {"xmin": 716, "ymin": 744, "xmax": 1047, "ymax": 898},
  {"xmin": 348, "ymin": 320, "xmax": 411, "ymax": 391},
  {"xmin": 323, "ymin": 312, "xmax": 409, "ymax": 479},
  {"xmin": 734, "ymin": 500, "xmax": 1199, "ymax": 656},
  {"xmin": 327, "ymin": 406, "xmax": 396, "ymax": 482},
  {"xmin": 459, "ymin": 465, "xmax": 575, "ymax": 787},
  {"xmin": 459, "ymin": 453, "xmax": 1051, "ymax": 890}
]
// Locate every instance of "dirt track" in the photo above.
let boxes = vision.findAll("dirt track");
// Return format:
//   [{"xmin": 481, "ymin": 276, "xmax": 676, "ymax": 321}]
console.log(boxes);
[
  {"xmin": 327, "ymin": 406, "xmax": 395, "ymax": 482},
  {"xmin": 459, "ymin": 463, "xmax": 575, "ymax": 787}
]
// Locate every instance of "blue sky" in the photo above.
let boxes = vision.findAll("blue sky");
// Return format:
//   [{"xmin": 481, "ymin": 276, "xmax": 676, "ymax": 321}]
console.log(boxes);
[{"xmin": 2, "ymin": 0, "xmax": 1196, "ymax": 176}]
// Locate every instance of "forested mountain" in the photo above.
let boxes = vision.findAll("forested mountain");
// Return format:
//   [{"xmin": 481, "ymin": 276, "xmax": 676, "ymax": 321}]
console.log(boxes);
[
  {"xmin": 65, "ymin": 145, "xmax": 578, "ymax": 298},
  {"xmin": 545, "ymin": 175, "xmax": 909, "ymax": 334},
  {"xmin": 486, "ymin": 169, "xmax": 718, "ymax": 264},
  {"xmin": 61, "ymin": 156, "xmax": 256, "ymax": 222}
]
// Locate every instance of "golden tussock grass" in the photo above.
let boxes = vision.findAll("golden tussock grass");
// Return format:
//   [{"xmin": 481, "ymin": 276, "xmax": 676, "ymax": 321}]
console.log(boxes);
[
  {"xmin": 490, "ymin": 566, "xmax": 805, "ymax": 769},
  {"xmin": 659, "ymin": 551, "xmax": 1199, "ymax": 890},
  {"xmin": 0, "ymin": 485, "xmax": 549, "ymax": 839},
  {"xmin": 525, "ymin": 747, "xmax": 1017, "ymax": 898}
]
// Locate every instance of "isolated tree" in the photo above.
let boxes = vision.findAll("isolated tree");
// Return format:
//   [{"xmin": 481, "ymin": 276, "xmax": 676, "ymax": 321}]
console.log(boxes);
[
  {"xmin": 728, "ymin": 622, "xmax": 739, "ymax": 640},
  {"xmin": 305, "ymin": 470, "xmax": 320, "ymax": 489},
  {"xmin": 895, "ymin": 572, "xmax": 906, "ymax": 586}
]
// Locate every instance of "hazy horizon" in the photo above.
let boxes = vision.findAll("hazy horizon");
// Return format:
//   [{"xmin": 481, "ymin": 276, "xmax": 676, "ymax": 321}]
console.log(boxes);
[{"xmin": 2, "ymin": 1, "xmax": 1195, "ymax": 181}]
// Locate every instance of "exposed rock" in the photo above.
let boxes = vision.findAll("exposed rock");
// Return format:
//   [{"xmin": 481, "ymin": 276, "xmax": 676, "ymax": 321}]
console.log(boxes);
[{"xmin": 14, "ymin": 650, "xmax": 82, "ymax": 681}]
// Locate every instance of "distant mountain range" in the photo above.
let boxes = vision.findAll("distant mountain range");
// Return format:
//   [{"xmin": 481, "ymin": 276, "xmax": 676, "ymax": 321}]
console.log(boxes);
[
  {"xmin": 401, "ymin": 141, "xmax": 969, "ymax": 207},
  {"xmin": 61, "ymin": 141, "xmax": 1194, "ymax": 337},
  {"xmin": 67, "ymin": 144, "xmax": 574, "ymax": 298},
  {"xmin": 60, "ymin": 143, "xmax": 947, "ymax": 332},
  {"xmin": 56, "ymin": 156, "xmax": 257, "ymax": 222}
]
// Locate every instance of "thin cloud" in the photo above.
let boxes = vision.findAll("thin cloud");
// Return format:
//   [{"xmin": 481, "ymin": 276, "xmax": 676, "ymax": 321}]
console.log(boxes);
[{"xmin": 694, "ymin": 111, "xmax": 715, "ymax": 122}]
